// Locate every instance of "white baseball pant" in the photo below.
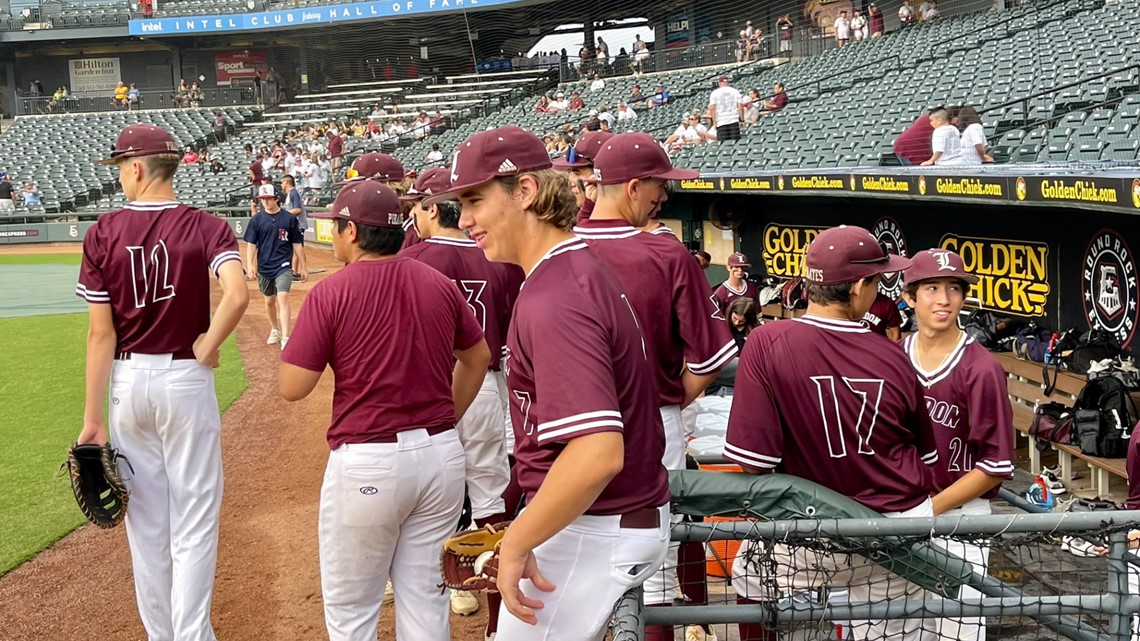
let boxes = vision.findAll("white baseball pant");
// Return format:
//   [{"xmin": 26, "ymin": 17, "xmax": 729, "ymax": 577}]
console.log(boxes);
[
  {"xmin": 733, "ymin": 498, "xmax": 939, "ymax": 641},
  {"xmin": 642, "ymin": 405, "xmax": 685, "ymax": 606},
  {"xmin": 456, "ymin": 371, "xmax": 510, "ymax": 519},
  {"xmin": 319, "ymin": 428, "xmax": 465, "ymax": 641},
  {"xmin": 109, "ymin": 354, "xmax": 223, "ymax": 641},
  {"xmin": 933, "ymin": 497, "xmax": 991, "ymax": 641},
  {"xmin": 497, "ymin": 504, "xmax": 671, "ymax": 641}
]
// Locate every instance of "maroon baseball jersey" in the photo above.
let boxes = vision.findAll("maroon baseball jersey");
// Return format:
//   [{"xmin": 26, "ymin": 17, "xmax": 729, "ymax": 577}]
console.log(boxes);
[
  {"xmin": 400, "ymin": 217, "xmax": 421, "ymax": 250},
  {"xmin": 576, "ymin": 199, "xmax": 595, "ymax": 226},
  {"xmin": 725, "ymin": 315, "xmax": 938, "ymax": 513},
  {"xmin": 497, "ymin": 263, "xmax": 525, "ymax": 361},
  {"xmin": 713, "ymin": 280, "xmax": 760, "ymax": 314},
  {"xmin": 862, "ymin": 293, "xmax": 903, "ymax": 336},
  {"xmin": 505, "ymin": 237, "xmax": 669, "ymax": 515},
  {"xmin": 902, "ymin": 333, "xmax": 1015, "ymax": 498},
  {"xmin": 282, "ymin": 257, "xmax": 484, "ymax": 449},
  {"xmin": 649, "ymin": 222, "xmax": 678, "ymax": 239},
  {"xmin": 401, "ymin": 236, "xmax": 512, "ymax": 370},
  {"xmin": 76, "ymin": 201, "xmax": 240, "ymax": 354},
  {"xmin": 574, "ymin": 219, "xmax": 737, "ymax": 406}
]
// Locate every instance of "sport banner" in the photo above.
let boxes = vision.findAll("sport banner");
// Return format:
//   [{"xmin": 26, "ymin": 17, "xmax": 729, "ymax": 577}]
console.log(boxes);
[{"xmin": 215, "ymin": 51, "xmax": 268, "ymax": 87}]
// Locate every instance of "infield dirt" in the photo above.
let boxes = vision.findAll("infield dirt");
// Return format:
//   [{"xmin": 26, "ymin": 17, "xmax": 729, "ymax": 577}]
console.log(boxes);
[{"xmin": 0, "ymin": 245, "xmax": 489, "ymax": 640}]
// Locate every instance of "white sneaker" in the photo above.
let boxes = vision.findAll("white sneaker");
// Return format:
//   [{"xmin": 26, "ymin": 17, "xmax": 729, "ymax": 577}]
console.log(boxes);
[
  {"xmin": 383, "ymin": 580, "xmax": 394, "ymax": 606},
  {"xmin": 1038, "ymin": 470, "xmax": 1067, "ymax": 495},
  {"xmin": 450, "ymin": 589, "xmax": 479, "ymax": 615},
  {"xmin": 281, "ymin": 336, "xmax": 289, "ymax": 351},
  {"xmin": 267, "ymin": 328, "xmax": 281, "ymax": 345}
]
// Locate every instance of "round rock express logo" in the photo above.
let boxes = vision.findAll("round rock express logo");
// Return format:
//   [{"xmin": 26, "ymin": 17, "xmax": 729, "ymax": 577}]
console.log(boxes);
[
  {"xmin": 872, "ymin": 216, "xmax": 908, "ymax": 299},
  {"xmin": 1083, "ymin": 229, "xmax": 1138, "ymax": 347}
]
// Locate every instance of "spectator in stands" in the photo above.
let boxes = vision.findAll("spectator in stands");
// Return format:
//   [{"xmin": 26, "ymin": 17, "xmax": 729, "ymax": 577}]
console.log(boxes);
[
  {"xmin": 665, "ymin": 115, "xmax": 703, "ymax": 153},
  {"xmin": 613, "ymin": 48, "xmax": 630, "ymax": 73},
  {"xmin": 761, "ymin": 82, "xmax": 789, "ymax": 113},
  {"xmin": 893, "ymin": 106, "xmax": 943, "ymax": 165},
  {"xmin": 597, "ymin": 105, "xmax": 616, "ymax": 129},
  {"xmin": 649, "ymin": 83, "xmax": 670, "ymax": 109},
  {"xmin": 535, "ymin": 95, "xmax": 552, "ymax": 113},
  {"xmin": 631, "ymin": 35, "xmax": 650, "ymax": 74},
  {"xmin": 253, "ymin": 71, "xmax": 263, "ymax": 108},
  {"xmin": 736, "ymin": 30, "xmax": 753, "ymax": 63},
  {"xmin": 388, "ymin": 119, "xmax": 407, "ymax": 138},
  {"xmin": 628, "ymin": 84, "xmax": 648, "ymax": 108},
  {"xmin": 30, "ymin": 80, "xmax": 44, "ymax": 96},
  {"xmin": 0, "ymin": 175, "xmax": 14, "ymax": 214},
  {"xmin": 921, "ymin": 0, "xmax": 940, "ymax": 19},
  {"xmin": 549, "ymin": 92, "xmax": 570, "ymax": 112},
  {"xmin": 20, "ymin": 183, "xmax": 41, "ymax": 206},
  {"xmin": 209, "ymin": 158, "xmax": 225, "ymax": 175},
  {"xmin": 616, "ymin": 101, "xmax": 638, "ymax": 122},
  {"xmin": 597, "ymin": 36, "xmax": 610, "ymax": 62},
  {"xmin": 584, "ymin": 109, "xmax": 602, "ymax": 132},
  {"xmin": 577, "ymin": 43, "xmax": 594, "ymax": 79},
  {"xmin": 869, "ymin": 4, "xmax": 886, "ymax": 37},
  {"xmin": 189, "ymin": 81, "xmax": 202, "ymax": 108},
  {"xmin": 922, "ymin": 108, "xmax": 962, "ymax": 166},
  {"xmin": 45, "ymin": 86, "xmax": 67, "ymax": 114},
  {"xmin": 834, "ymin": 10, "xmax": 851, "ymax": 47},
  {"xmin": 568, "ymin": 90, "xmax": 586, "ymax": 110},
  {"xmin": 425, "ymin": 143, "xmax": 445, "ymax": 163},
  {"xmin": 306, "ymin": 152, "xmax": 330, "ymax": 191},
  {"xmin": 777, "ymin": 15, "xmax": 794, "ymax": 55},
  {"xmin": 899, "ymin": 1, "xmax": 916, "ymax": 24},
  {"xmin": 370, "ymin": 104, "xmax": 385, "ymax": 120},
  {"xmin": 181, "ymin": 147, "xmax": 199, "ymax": 165},
  {"xmin": 590, "ymin": 73, "xmax": 606, "ymax": 92},
  {"xmin": 429, "ymin": 111, "xmax": 449, "ymax": 136},
  {"xmin": 113, "ymin": 81, "xmax": 129, "ymax": 110},
  {"xmin": 177, "ymin": 79, "xmax": 190, "ymax": 107},
  {"xmin": 411, "ymin": 111, "xmax": 432, "ymax": 140},
  {"xmin": 327, "ymin": 131, "xmax": 344, "ymax": 172},
  {"xmin": 852, "ymin": 9, "xmax": 868, "ymax": 42},
  {"xmin": 741, "ymin": 89, "xmax": 760, "ymax": 125},
  {"xmin": 708, "ymin": 75, "xmax": 744, "ymax": 141},
  {"xmin": 693, "ymin": 109, "xmax": 717, "ymax": 142},
  {"xmin": 957, "ymin": 105, "xmax": 994, "ymax": 165}
]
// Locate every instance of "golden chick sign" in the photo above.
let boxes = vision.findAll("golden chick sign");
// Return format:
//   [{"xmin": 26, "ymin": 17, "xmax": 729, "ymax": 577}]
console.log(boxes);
[
  {"xmin": 940, "ymin": 234, "xmax": 1051, "ymax": 317},
  {"xmin": 762, "ymin": 223, "xmax": 826, "ymax": 278}
]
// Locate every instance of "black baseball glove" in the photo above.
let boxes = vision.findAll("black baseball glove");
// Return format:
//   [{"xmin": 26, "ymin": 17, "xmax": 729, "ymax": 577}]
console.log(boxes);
[{"xmin": 63, "ymin": 442, "xmax": 131, "ymax": 529}]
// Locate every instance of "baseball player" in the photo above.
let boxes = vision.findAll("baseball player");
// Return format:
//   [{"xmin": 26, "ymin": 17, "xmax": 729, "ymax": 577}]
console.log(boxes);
[
  {"xmin": 75, "ymin": 124, "xmax": 249, "ymax": 641},
  {"xmin": 282, "ymin": 174, "xmax": 308, "ymax": 281},
  {"xmin": 901, "ymin": 249, "xmax": 1015, "ymax": 641},
  {"xmin": 863, "ymin": 290, "xmax": 903, "ymax": 339},
  {"xmin": 725, "ymin": 225, "xmax": 939, "ymax": 641},
  {"xmin": 551, "ymin": 130, "xmax": 612, "ymax": 225},
  {"xmin": 573, "ymin": 132, "xmax": 737, "ymax": 641},
  {"xmin": 279, "ymin": 180, "xmax": 491, "ymax": 641},
  {"xmin": 399, "ymin": 166, "xmax": 517, "ymax": 617},
  {"xmin": 333, "ymin": 152, "xmax": 419, "ymax": 251},
  {"xmin": 426, "ymin": 126, "xmax": 670, "ymax": 640},
  {"xmin": 713, "ymin": 252, "xmax": 761, "ymax": 313},
  {"xmin": 244, "ymin": 183, "xmax": 307, "ymax": 349}
]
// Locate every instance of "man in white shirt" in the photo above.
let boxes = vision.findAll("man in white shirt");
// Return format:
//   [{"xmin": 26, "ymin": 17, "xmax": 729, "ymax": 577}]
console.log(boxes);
[
  {"xmin": 590, "ymin": 73, "xmax": 606, "ymax": 92},
  {"xmin": 597, "ymin": 106, "xmax": 616, "ymax": 128},
  {"xmin": 851, "ymin": 10, "xmax": 868, "ymax": 42},
  {"xmin": 616, "ymin": 102, "xmax": 638, "ymax": 122},
  {"xmin": 664, "ymin": 115, "xmax": 702, "ymax": 152},
  {"xmin": 425, "ymin": 143, "xmax": 444, "ymax": 163},
  {"xmin": 834, "ymin": 10, "xmax": 851, "ymax": 46},
  {"xmin": 306, "ymin": 153, "xmax": 329, "ymax": 190},
  {"xmin": 899, "ymin": 2, "xmax": 915, "ymax": 24},
  {"xmin": 922, "ymin": 108, "xmax": 962, "ymax": 166},
  {"xmin": 549, "ymin": 91, "xmax": 570, "ymax": 112},
  {"xmin": 707, "ymin": 75, "xmax": 743, "ymax": 141},
  {"xmin": 412, "ymin": 112, "xmax": 432, "ymax": 139}
]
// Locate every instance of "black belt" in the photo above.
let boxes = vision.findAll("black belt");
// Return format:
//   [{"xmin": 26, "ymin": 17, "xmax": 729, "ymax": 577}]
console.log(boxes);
[
  {"xmin": 619, "ymin": 506, "xmax": 661, "ymax": 529},
  {"xmin": 367, "ymin": 424, "xmax": 453, "ymax": 444},
  {"xmin": 116, "ymin": 350, "xmax": 196, "ymax": 361}
]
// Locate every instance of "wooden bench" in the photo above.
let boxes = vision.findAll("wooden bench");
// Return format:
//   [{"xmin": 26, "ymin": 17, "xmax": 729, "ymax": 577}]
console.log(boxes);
[
  {"xmin": 995, "ymin": 352, "xmax": 1131, "ymax": 498},
  {"xmin": 758, "ymin": 303, "xmax": 805, "ymax": 323}
]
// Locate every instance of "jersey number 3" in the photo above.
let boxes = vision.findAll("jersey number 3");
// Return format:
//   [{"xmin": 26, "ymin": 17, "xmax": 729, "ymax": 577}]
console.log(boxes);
[
  {"xmin": 455, "ymin": 279, "xmax": 488, "ymax": 331},
  {"xmin": 811, "ymin": 376, "xmax": 885, "ymax": 459},
  {"xmin": 127, "ymin": 241, "xmax": 177, "ymax": 309}
]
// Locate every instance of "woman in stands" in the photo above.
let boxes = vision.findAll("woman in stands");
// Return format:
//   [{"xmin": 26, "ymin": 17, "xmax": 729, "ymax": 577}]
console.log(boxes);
[
  {"xmin": 956, "ymin": 106, "xmax": 994, "ymax": 165},
  {"xmin": 742, "ymin": 89, "xmax": 761, "ymax": 125}
]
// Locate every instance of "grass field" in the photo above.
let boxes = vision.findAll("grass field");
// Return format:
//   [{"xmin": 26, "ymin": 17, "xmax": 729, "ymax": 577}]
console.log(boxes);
[
  {"xmin": 0, "ymin": 254, "xmax": 82, "ymax": 265},
  {"xmin": 0, "ymin": 312, "xmax": 247, "ymax": 576}
]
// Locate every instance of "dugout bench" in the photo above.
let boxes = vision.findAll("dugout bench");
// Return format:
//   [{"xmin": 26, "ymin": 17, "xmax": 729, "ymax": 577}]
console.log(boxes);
[{"xmin": 996, "ymin": 352, "xmax": 1131, "ymax": 499}]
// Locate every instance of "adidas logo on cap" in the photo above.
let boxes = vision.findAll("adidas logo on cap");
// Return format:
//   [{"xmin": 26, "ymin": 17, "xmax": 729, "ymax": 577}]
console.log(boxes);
[
  {"xmin": 338, "ymin": 207, "xmax": 351, "ymax": 217},
  {"xmin": 499, "ymin": 158, "xmax": 518, "ymax": 174}
]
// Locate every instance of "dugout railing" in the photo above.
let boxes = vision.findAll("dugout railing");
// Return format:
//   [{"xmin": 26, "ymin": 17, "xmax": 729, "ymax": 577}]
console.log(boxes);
[{"xmin": 611, "ymin": 480, "xmax": 1140, "ymax": 641}]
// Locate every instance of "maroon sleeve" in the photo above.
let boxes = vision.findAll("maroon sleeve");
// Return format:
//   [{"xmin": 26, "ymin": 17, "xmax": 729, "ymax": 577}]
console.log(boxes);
[
  {"xmin": 712, "ymin": 285, "xmax": 728, "ymax": 316},
  {"xmin": 449, "ymin": 282, "xmax": 485, "ymax": 352},
  {"xmin": 531, "ymin": 300, "xmax": 624, "ymax": 446},
  {"xmin": 966, "ymin": 356, "xmax": 1016, "ymax": 479},
  {"xmin": 76, "ymin": 221, "xmax": 110, "ymax": 304},
  {"xmin": 673, "ymin": 249, "xmax": 737, "ymax": 375},
  {"xmin": 724, "ymin": 333, "xmax": 783, "ymax": 470},
  {"xmin": 576, "ymin": 199, "xmax": 595, "ymax": 226},
  {"xmin": 203, "ymin": 215, "xmax": 241, "ymax": 277},
  {"xmin": 281, "ymin": 285, "xmax": 333, "ymax": 372},
  {"xmin": 884, "ymin": 297, "xmax": 902, "ymax": 329}
]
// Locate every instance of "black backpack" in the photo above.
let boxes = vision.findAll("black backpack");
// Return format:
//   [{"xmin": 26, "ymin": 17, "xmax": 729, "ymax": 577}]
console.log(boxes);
[
  {"xmin": 1071, "ymin": 376, "xmax": 1136, "ymax": 458},
  {"xmin": 1044, "ymin": 327, "xmax": 1126, "ymax": 394},
  {"xmin": 962, "ymin": 310, "xmax": 1024, "ymax": 352}
]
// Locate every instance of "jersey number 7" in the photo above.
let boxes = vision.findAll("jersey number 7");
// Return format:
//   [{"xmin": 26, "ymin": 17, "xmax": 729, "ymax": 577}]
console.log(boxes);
[
  {"xmin": 127, "ymin": 241, "xmax": 176, "ymax": 309},
  {"xmin": 810, "ymin": 376, "xmax": 884, "ymax": 459}
]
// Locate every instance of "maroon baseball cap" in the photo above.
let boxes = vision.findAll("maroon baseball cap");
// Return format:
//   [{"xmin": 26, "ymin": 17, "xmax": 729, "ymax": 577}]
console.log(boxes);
[
  {"xmin": 310, "ymin": 180, "xmax": 404, "ymax": 229},
  {"xmin": 552, "ymin": 131, "xmax": 615, "ymax": 169},
  {"xmin": 336, "ymin": 153, "xmax": 405, "ymax": 185},
  {"xmin": 98, "ymin": 125, "xmax": 181, "ymax": 165},
  {"xmin": 590, "ymin": 132, "xmax": 700, "ymax": 185},
  {"xmin": 804, "ymin": 225, "xmax": 913, "ymax": 285},
  {"xmin": 903, "ymin": 249, "xmax": 979, "ymax": 286},
  {"xmin": 727, "ymin": 252, "xmax": 751, "ymax": 268},
  {"xmin": 423, "ymin": 126, "xmax": 552, "ymax": 206},
  {"xmin": 399, "ymin": 167, "xmax": 452, "ymax": 202}
]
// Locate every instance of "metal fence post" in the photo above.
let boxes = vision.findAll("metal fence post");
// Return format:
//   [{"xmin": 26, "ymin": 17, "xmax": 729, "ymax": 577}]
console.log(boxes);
[
  {"xmin": 610, "ymin": 586, "xmax": 645, "ymax": 641},
  {"xmin": 1106, "ymin": 529, "xmax": 1134, "ymax": 641}
]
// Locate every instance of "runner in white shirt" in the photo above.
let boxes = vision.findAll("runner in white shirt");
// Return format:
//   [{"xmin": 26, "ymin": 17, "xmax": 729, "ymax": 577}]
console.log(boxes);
[{"xmin": 922, "ymin": 108, "xmax": 962, "ymax": 166}]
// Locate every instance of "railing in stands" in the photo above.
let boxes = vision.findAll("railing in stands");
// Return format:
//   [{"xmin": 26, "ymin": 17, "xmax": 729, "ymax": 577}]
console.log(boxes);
[
  {"xmin": 15, "ymin": 87, "xmax": 257, "ymax": 116},
  {"xmin": 978, "ymin": 63, "xmax": 1140, "ymax": 131}
]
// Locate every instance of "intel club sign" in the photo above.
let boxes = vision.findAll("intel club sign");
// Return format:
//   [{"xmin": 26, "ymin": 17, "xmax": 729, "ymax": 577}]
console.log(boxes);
[{"xmin": 129, "ymin": 0, "xmax": 517, "ymax": 35}]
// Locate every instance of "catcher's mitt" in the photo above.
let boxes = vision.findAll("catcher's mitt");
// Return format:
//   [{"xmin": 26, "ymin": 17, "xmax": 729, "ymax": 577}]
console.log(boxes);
[
  {"xmin": 63, "ymin": 442, "xmax": 131, "ymax": 529},
  {"xmin": 439, "ymin": 521, "xmax": 511, "ymax": 591}
]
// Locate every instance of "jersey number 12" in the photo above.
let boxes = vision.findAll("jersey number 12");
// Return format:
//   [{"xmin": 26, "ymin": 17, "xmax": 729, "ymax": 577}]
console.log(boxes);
[{"xmin": 127, "ymin": 241, "xmax": 177, "ymax": 309}]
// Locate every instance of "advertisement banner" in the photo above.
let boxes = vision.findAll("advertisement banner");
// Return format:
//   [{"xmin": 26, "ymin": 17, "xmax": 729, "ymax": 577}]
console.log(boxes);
[
  {"xmin": 215, "ymin": 51, "xmax": 268, "ymax": 87},
  {"xmin": 68, "ymin": 58, "xmax": 121, "ymax": 94},
  {"xmin": 939, "ymin": 234, "xmax": 1051, "ymax": 317},
  {"xmin": 315, "ymin": 219, "xmax": 335, "ymax": 244},
  {"xmin": 760, "ymin": 223, "xmax": 827, "ymax": 278}
]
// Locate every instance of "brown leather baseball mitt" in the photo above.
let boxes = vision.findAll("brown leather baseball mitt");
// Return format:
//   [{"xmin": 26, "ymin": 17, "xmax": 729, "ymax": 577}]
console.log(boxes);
[
  {"xmin": 439, "ymin": 521, "xmax": 511, "ymax": 591},
  {"xmin": 64, "ymin": 442, "xmax": 131, "ymax": 529}
]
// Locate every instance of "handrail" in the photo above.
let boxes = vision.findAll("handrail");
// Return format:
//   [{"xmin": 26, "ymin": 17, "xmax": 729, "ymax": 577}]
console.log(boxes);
[
  {"xmin": 979, "ymin": 63, "xmax": 1140, "ymax": 116},
  {"xmin": 925, "ymin": 11, "xmax": 1019, "ymax": 56},
  {"xmin": 793, "ymin": 53, "xmax": 902, "ymax": 101}
]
